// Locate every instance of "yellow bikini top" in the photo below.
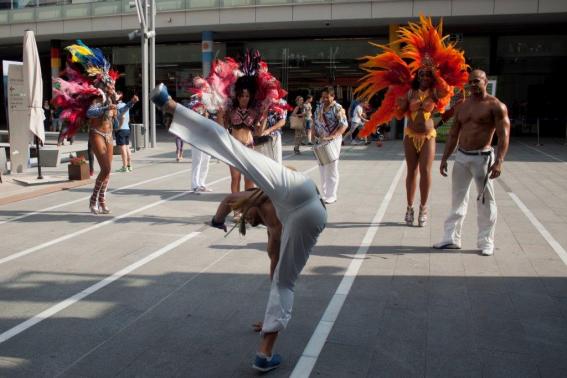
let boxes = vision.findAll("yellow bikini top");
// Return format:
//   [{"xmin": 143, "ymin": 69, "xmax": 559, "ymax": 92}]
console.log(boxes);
[{"xmin": 408, "ymin": 89, "xmax": 436, "ymax": 121}]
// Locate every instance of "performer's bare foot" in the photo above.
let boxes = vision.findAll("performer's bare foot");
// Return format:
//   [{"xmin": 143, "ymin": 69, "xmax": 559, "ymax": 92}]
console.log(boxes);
[{"xmin": 252, "ymin": 321, "xmax": 263, "ymax": 332}]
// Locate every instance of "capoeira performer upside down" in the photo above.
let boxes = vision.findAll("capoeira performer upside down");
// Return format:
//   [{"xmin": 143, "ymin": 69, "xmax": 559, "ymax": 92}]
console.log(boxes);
[{"xmin": 151, "ymin": 84, "xmax": 327, "ymax": 372}]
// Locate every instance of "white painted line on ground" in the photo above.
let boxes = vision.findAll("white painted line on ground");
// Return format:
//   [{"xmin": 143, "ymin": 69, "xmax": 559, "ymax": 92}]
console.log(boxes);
[
  {"xmin": 291, "ymin": 161, "xmax": 405, "ymax": 378},
  {"xmin": 0, "ymin": 232, "xmax": 200, "ymax": 345},
  {"xmin": 518, "ymin": 141, "xmax": 567, "ymax": 164},
  {"xmin": 508, "ymin": 192, "xmax": 567, "ymax": 266},
  {"xmin": 0, "ymin": 157, "xmax": 320, "ymax": 351},
  {"xmin": 0, "ymin": 150, "xmax": 299, "ymax": 226},
  {"xmin": 0, "ymin": 168, "xmax": 192, "ymax": 226},
  {"xmin": 56, "ymin": 237, "xmax": 243, "ymax": 376},
  {"xmin": 0, "ymin": 151, "xmax": 309, "ymax": 266},
  {"xmin": 0, "ymin": 174, "xmax": 228, "ymax": 266}
]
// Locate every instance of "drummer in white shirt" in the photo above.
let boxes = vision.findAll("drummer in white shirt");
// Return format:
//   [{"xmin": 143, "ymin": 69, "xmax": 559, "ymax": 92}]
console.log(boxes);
[{"xmin": 313, "ymin": 86, "xmax": 348, "ymax": 204}]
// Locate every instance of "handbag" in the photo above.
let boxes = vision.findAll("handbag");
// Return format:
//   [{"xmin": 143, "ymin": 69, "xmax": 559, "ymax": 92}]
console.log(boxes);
[
  {"xmin": 253, "ymin": 135, "xmax": 273, "ymax": 146},
  {"xmin": 289, "ymin": 115, "xmax": 305, "ymax": 130}
]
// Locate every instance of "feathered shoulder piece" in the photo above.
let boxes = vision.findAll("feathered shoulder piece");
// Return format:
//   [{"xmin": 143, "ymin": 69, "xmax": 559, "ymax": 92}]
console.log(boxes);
[
  {"xmin": 192, "ymin": 50, "xmax": 287, "ymax": 117},
  {"xmin": 52, "ymin": 40, "xmax": 118, "ymax": 139},
  {"xmin": 355, "ymin": 16, "xmax": 468, "ymax": 137},
  {"xmin": 255, "ymin": 59, "xmax": 288, "ymax": 116}
]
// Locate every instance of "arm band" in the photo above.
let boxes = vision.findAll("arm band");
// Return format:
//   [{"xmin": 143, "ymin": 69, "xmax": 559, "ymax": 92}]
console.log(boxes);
[{"xmin": 86, "ymin": 105, "xmax": 108, "ymax": 119}]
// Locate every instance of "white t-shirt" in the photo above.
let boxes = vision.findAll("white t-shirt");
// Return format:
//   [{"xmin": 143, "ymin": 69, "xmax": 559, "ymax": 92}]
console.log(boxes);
[{"xmin": 351, "ymin": 104, "xmax": 364, "ymax": 124}]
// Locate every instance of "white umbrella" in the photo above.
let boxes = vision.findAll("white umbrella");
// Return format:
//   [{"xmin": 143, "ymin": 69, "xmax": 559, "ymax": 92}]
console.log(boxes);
[{"xmin": 23, "ymin": 29, "xmax": 45, "ymax": 178}]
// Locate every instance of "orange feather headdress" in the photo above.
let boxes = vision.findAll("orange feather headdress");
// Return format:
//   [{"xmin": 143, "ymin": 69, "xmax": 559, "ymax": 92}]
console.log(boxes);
[{"xmin": 355, "ymin": 16, "xmax": 469, "ymax": 137}]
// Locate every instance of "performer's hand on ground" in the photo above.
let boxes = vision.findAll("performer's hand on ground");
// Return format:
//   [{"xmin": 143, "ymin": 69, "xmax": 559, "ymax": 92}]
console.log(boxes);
[
  {"xmin": 252, "ymin": 321, "xmax": 263, "ymax": 332},
  {"xmin": 211, "ymin": 216, "xmax": 227, "ymax": 232},
  {"xmin": 489, "ymin": 161, "xmax": 502, "ymax": 179},
  {"xmin": 440, "ymin": 159, "xmax": 448, "ymax": 177}
]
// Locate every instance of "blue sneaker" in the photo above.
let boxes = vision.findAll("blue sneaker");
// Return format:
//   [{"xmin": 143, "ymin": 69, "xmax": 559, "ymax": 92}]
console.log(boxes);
[
  {"xmin": 150, "ymin": 83, "xmax": 171, "ymax": 108},
  {"xmin": 252, "ymin": 353, "xmax": 281, "ymax": 373}
]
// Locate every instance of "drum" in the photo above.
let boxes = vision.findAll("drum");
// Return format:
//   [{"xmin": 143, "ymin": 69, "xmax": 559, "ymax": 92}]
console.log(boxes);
[{"xmin": 313, "ymin": 137, "xmax": 341, "ymax": 166}]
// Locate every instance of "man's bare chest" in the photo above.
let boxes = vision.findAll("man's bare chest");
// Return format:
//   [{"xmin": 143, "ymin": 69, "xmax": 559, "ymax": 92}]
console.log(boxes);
[{"xmin": 458, "ymin": 105, "xmax": 493, "ymax": 125}]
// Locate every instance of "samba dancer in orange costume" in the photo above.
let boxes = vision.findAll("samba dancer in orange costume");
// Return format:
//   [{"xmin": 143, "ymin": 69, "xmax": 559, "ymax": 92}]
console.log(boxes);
[{"xmin": 356, "ymin": 16, "xmax": 468, "ymax": 226}]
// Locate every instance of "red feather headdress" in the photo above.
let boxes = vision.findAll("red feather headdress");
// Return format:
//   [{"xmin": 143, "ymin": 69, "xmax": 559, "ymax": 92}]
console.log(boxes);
[
  {"xmin": 52, "ymin": 40, "xmax": 119, "ymax": 139},
  {"xmin": 191, "ymin": 50, "xmax": 287, "ymax": 117},
  {"xmin": 355, "ymin": 16, "xmax": 469, "ymax": 137}
]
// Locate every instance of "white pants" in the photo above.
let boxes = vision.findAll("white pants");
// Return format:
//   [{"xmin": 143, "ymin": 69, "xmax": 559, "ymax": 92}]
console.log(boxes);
[
  {"xmin": 169, "ymin": 105, "xmax": 327, "ymax": 333},
  {"xmin": 441, "ymin": 149, "xmax": 497, "ymax": 251},
  {"xmin": 191, "ymin": 147, "xmax": 210, "ymax": 189},
  {"xmin": 318, "ymin": 136, "xmax": 342, "ymax": 202},
  {"xmin": 255, "ymin": 133, "xmax": 282, "ymax": 164}
]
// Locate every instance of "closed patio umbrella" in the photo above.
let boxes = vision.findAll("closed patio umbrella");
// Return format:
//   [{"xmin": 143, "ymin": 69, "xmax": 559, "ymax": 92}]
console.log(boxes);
[{"xmin": 23, "ymin": 29, "xmax": 45, "ymax": 179}]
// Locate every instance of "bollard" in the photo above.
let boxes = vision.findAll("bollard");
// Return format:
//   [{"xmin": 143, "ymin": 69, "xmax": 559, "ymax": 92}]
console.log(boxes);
[
  {"xmin": 535, "ymin": 118, "xmax": 543, "ymax": 146},
  {"xmin": 130, "ymin": 123, "xmax": 145, "ymax": 151}
]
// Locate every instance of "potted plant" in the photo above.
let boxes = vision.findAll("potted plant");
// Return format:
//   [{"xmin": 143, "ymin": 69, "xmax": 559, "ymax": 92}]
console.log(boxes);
[{"xmin": 68, "ymin": 156, "xmax": 89, "ymax": 180}]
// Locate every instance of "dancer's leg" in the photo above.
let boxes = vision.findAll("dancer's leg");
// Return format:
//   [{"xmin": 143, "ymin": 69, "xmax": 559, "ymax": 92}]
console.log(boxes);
[
  {"xmin": 87, "ymin": 140, "xmax": 94, "ymax": 176},
  {"xmin": 229, "ymin": 166, "xmax": 241, "ymax": 193},
  {"xmin": 97, "ymin": 140, "xmax": 114, "ymax": 213},
  {"xmin": 89, "ymin": 133, "xmax": 111, "ymax": 213},
  {"xmin": 418, "ymin": 137, "xmax": 435, "ymax": 207},
  {"xmin": 404, "ymin": 137, "xmax": 419, "ymax": 207}
]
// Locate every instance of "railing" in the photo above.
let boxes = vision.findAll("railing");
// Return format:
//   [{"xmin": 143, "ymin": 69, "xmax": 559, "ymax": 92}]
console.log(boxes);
[{"xmin": 0, "ymin": 0, "xmax": 343, "ymax": 24}]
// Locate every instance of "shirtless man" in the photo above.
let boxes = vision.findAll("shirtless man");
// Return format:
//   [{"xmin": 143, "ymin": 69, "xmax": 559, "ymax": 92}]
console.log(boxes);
[{"xmin": 434, "ymin": 69, "xmax": 510, "ymax": 256}]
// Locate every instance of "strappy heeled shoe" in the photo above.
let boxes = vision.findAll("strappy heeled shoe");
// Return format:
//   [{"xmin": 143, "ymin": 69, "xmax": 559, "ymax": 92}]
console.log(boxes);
[
  {"xmin": 89, "ymin": 204, "xmax": 99, "ymax": 215},
  {"xmin": 418, "ymin": 205, "xmax": 428, "ymax": 227},
  {"xmin": 98, "ymin": 202, "xmax": 111, "ymax": 214},
  {"xmin": 405, "ymin": 206, "xmax": 414, "ymax": 226}
]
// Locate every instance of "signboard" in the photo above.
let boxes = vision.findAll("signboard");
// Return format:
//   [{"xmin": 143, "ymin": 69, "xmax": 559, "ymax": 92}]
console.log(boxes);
[{"xmin": 6, "ymin": 63, "xmax": 30, "ymax": 173}]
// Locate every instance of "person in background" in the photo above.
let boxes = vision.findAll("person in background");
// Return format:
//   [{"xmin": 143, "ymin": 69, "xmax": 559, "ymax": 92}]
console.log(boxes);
[
  {"xmin": 188, "ymin": 96, "xmax": 213, "ymax": 192},
  {"xmin": 313, "ymin": 86, "xmax": 348, "ymax": 204},
  {"xmin": 43, "ymin": 100, "xmax": 53, "ymax": 131},
  {"xmin": 115, "ymin": 90, "xmax": 138, "ymax": 172},
  {"xmin": 292, "ymin": 96, "xmax": 305, "ymax": 154},
  {"xmin": 344, "ymin": 100, "xmax": 369, "ymax": 145},
  {"xmin": 303, "ymin": 95, "xmax": 314, "ymax": 145}
]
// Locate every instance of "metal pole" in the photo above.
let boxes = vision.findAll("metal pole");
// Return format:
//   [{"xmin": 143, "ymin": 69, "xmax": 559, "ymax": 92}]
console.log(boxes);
[
  {"xmin": 141, "ymin": 0, "xmax": 149, "ymax": 149},
  {"xmin": 536, "ymin": 117, "xmax": 543, "ymax": 146},
  {"xmin": 149, "ymin": 0, "xmax": 156, "ymax": 148},
  {"xmin": 35, "ymin": 137, "xmax": 43, "ymax": 179}
]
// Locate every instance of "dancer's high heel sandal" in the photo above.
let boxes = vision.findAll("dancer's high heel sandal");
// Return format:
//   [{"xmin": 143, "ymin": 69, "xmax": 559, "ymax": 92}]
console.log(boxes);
[
  {"xmin": 89, "ymin": 196, "xmax": 99, "ymax": 215},
  {"xmin": 405, "ymin": 206, "xmax": 414, "ymax": 226},
  {"xmin": 418, "ymin": 205, "xmax": 428, "ymax": 227},
  {"xmin": 89, "ymin": 204, "xmax": 99, "ymax": 215},
  {"xmin": 98, "ymin": 202, "xmax": 111, "ymax": 214}
]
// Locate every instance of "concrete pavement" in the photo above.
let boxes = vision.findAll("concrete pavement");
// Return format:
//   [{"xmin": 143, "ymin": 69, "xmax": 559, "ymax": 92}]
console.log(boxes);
[{"xmin": 0, "ymin": 132, "xmax": 566, "ymax": 377}]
